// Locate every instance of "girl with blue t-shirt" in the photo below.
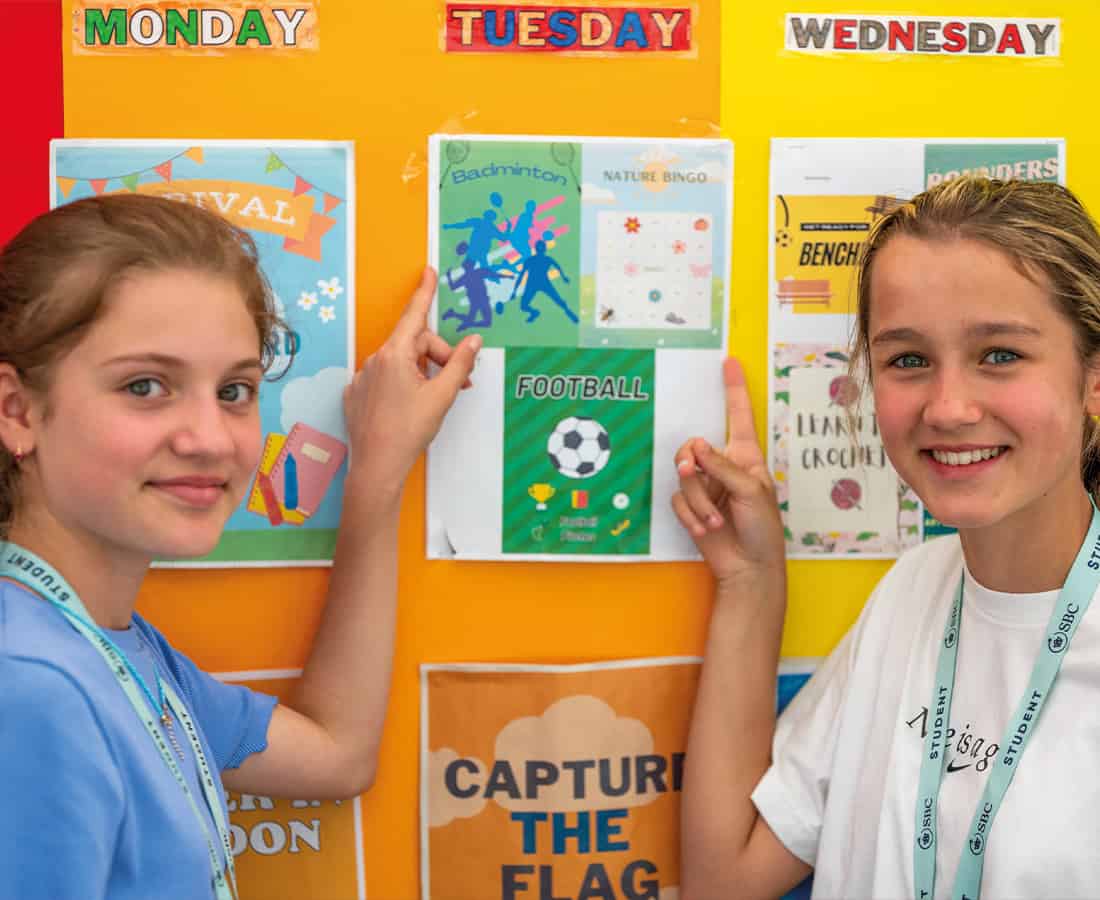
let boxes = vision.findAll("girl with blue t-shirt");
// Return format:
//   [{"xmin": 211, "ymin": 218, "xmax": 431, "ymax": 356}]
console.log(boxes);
[{"xmin": 0, "ymin": 194, "xmax": 482, "ymax": 899}]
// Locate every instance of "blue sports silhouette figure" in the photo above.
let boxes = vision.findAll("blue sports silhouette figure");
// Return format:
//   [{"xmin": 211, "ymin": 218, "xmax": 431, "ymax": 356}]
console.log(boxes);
[
  {"xmin": 503, "ymin": 200, "xmax": 538, "ymax": 261},
  {"xmin": 442, "ymin": 208, "xmax": 503, "ymax": 269},
  {"xmin": 441, "ymin": 258, "xmax": 512, "ymax": 332},
  {"xmin": 509, "ymin": 240, "xmax": 576, "ymax": 324}
]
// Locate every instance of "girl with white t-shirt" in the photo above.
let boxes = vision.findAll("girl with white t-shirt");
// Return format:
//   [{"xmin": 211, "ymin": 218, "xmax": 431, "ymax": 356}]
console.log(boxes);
[{"xmin": 673, "ymin": 177, "xmax": 1100, "ymax": 899}]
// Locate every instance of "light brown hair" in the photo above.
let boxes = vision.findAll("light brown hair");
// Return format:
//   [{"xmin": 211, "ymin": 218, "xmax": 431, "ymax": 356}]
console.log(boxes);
[
  {"xmin": 0, "ymin": 193, "xmax": 289, "ymax": 536},
  {"xmin": 850, "ymin": 176, "xmax": 1100, "ymax": 498}
]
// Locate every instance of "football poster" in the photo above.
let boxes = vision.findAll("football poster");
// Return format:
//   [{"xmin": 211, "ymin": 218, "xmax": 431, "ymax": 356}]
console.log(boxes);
[
  {"xmin": 427, "ymin": 134, "xmax": 732, "ymax": 560},
  {"xmin": 768, "ymin": 138, "xmax": 1065, "ymax": 558},
  {"xmin": 51, "ymin": 139, "xmax": 355, "ymax": 566},
  {"xmin": 502, "ymin": 348, "xmax": 654, "ymax": 556}
]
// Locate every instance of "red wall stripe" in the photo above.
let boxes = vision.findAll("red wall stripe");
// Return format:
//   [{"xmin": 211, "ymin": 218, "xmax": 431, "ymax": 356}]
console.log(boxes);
[{"xmin": 1, "ymin": 1, "xmax": 63, "ymax": 246}]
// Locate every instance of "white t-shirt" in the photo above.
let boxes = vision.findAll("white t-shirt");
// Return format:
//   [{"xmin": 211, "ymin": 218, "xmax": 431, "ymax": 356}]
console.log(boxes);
[{"xmin": 753, "ymin": 534, "xmax": 1100, "ymax": 899}]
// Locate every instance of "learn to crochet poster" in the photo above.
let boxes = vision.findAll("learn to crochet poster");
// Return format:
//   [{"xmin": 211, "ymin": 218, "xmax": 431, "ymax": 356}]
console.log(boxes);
[
  {"xmin": 50, "ymin": 139, "xmax": 354, "ymax": 566},
  {"xmin": 427, "ymin": 134, "xmax": 732, "ymax": 560},
  {"xmin": 768, "ymin": 138, "xmax": 1064, "ymax": 557}
]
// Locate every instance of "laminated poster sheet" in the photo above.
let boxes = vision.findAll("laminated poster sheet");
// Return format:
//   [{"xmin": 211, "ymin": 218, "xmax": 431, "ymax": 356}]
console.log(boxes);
[
  {"xmin": 420, "ymin": 658, "xmax": 701, "ymax": 900},
  {"xmin": 51, "ymin": 140, "xmax": 355, "ymax": 567},
  {"xmin": 427, "ymin": 134, "xmax": 733, "ymax": 561},
  {"xmin": 768, "ymin": 138, "xmax": 1065, "ymax": 558},
  {"xmin": 215, "ymin": 669, "xmax": 366, "ymax": 900}
]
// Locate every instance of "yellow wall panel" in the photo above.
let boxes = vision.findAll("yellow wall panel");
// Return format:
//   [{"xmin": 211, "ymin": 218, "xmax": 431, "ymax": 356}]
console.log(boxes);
[{"xmin": 722, "ymin": 3, "xmax": 1100, "ymax": 657}]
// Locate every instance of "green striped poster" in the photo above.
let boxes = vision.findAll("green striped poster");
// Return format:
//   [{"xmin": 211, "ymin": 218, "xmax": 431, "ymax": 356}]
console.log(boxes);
[{"xmin": 502, "ymin": 348, "xmax": 654, "ymax": 555}]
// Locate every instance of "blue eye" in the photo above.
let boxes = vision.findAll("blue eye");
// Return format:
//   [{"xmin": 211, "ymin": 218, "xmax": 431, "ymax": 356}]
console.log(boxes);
[
  {"xmin": 983, "ymin": 349, "xmax": 1019, "ymax": 365},
  {"xmin": 126, "ymin": 378, "xmax": 166, "ymax": 398},
  {"xmin": 219, "ymin": 382, "xmax": 255, "ymax": 405},
  {"xmin": 890, "ymin": 354, "xmax": 926, "ymax": 369}
]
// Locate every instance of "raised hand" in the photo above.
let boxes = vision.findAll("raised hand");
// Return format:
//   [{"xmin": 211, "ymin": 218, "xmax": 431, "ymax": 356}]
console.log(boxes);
[
  {"xmin": 671, "ymin": 357, "xmax": 786, "ymax": 586},
  {"xmin": 343, "ymin": 267, "xmax": 481, "ymax": 490}
]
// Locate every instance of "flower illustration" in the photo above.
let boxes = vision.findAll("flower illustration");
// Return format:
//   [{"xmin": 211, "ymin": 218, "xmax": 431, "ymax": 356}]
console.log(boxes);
[
  {"xmin": 317, "ymin": 276, "xmax": 344, "ymax": 299},
  {"xmin": 319, "ymin": 305, "xmax": 336, "ymax": 324},
  {"xmin": 297, "ymin": 291, "xmax": 318, "ymax": 311},
  {"xmin": 624, "ymin": 217, "xmax": 641, "ymax": 234},
  {"xmin": 693, "ymin": 217, "xmax": 709, "ymax": 232},
  {"xmin": 648, "ymin": 289, "xmax": 662, "ymax": 303},
  {"xmin": 672, "ymin": 240, "xmax": 687, "ymax": 254}
]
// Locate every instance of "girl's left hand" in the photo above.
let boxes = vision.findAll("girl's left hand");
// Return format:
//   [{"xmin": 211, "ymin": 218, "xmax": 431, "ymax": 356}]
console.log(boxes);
[{"xmin": 343, "ymin": 267, "xmax": 481, "ymax": 491}]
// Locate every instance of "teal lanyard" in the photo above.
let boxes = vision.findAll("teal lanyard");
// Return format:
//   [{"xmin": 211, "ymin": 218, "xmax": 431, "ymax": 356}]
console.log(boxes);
[
  {"xmin": 1, "ymin": 543, "xmax": 237, "ymax": 900},
  {"xmin": 914, "ymin": 505, "xmax": 1100, "ymax": 900}
]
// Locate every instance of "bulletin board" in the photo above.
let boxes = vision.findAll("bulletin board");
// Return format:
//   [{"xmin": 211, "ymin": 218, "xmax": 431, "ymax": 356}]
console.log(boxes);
[
  {"xmin": 58, "ymin": 3, "xmax": 718, "ymax": 898},
  {"xmin": 25, "ymin": 1, "xmax": 1100, "ymax": 897}
]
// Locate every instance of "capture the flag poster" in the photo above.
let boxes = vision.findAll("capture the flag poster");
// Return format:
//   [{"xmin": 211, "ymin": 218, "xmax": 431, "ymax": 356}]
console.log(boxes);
[
  {"xmin": 51, "ymin": 139, "xmax": 355, "ymax": 566},
  {"xmin": 427, "ymin": 134, "xmax": 732, "ymax": 561},
  {"xmin": 216, "ymin": 670, "xmax": 366, "ymax": 900},
  {"xmin": 768, "ymin": 138, "xmax": 1065, "ymax": 558},
  {"xmin": 420, "ymin": 659, "xmax": 700, "ymax": 900}
]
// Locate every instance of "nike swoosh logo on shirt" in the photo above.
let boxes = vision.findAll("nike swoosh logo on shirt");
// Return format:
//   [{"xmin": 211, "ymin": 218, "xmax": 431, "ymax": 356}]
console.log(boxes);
[{"xmin": 946, "ymin": 759, "xmax": 972, "ymax": 773}]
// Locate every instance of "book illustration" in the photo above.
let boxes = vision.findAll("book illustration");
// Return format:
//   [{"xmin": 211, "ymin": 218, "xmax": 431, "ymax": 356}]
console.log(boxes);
[
  {"xmin": 247, "ymin": 432, "xmax": 306, "ymax": 526},
  {"xmin": 268, "ymin": 422, "xmax": 348, "ymax": 518},
  {"xmin": 248, "ymin": 425, "xmax": 347, "ymax": 526}
]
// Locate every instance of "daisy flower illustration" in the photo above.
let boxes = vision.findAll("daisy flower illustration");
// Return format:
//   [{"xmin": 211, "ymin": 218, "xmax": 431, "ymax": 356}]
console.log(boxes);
[
  {"xmin": 297, "ymin": 291, "xmax": 318, "ymax": 311},
  {"xmin": 319, "ymin": 305, "xmax": 336, "ymax": 324},
  {"xmin": 318, "ymin": 276, "xmax": 344, "ymax": 299}
]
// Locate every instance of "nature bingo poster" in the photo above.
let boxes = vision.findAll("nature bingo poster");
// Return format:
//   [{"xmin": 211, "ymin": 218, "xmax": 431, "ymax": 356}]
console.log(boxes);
[
  {"xmin": 768, "ymin": 138, "xmax": 1064, "ymax": 558},
  {"xmin": 50, "ymin": 140, "xmax": 355, "ymax": 566},
  {"xmin": 427, "ymin": 134, "xmax": 732, "ymax": 561}
]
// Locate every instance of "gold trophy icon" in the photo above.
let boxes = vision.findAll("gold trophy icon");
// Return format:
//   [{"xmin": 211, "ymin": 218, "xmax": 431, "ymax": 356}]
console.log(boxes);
[{"xmin": 528, "ymin": 483, "xmax": 555, "ymax": 511}]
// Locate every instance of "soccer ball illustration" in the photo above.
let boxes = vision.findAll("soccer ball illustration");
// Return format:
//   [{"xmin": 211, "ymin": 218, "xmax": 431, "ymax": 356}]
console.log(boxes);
[{"xmin": 547, "ymin": 417, "xmax": 611, "ymax": 479}]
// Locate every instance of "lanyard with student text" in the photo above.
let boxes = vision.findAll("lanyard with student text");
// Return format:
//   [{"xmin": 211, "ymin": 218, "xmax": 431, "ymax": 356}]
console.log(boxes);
[
  {"xmin": 913, "ymin": 505, "xmax": 1100, "ymax": 900},
  {"xmin": 0, "ymin": 543, "xmax": 238, "ymax": 900}
]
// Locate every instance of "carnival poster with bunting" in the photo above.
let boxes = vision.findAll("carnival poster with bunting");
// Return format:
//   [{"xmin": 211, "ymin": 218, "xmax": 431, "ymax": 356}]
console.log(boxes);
[{"xmin": 50, "ymin": 139, "xmax": 355, "ymax": 566}]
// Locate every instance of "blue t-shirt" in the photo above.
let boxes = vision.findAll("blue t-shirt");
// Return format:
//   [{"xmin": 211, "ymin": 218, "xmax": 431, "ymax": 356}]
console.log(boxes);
[{"xmin": 0, "ymin": 581, "xmax": 278, "ymax": 899}]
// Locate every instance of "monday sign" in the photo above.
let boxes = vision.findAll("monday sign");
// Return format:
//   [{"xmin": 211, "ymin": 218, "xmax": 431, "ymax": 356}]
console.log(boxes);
[
  {"xmin": 784, "ymin": 14, "xmax": 1059, "ymax": 57},
  {"xmin": 72, "ymin": 2, "xmax": 319, "ymax": 53}
]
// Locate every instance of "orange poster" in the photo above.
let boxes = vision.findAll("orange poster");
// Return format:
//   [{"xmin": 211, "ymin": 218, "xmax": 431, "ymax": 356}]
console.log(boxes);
[
  {"xmin": 421, "ymin": 659, "xmax": 700, "ymax": 900},
  {"xmin": 218, "ymin": 671, "xmax": 366, "ymax": 900}
]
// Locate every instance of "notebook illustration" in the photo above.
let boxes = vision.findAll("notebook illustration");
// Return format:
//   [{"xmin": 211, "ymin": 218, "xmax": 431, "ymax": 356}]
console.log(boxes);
[
  {"xmin": 247, "ymin": 432, "xmax": 307, "ymax": 526},
  {"xmin": 267, "ymin": 422, "xmax": 348, "ymax": 519}
]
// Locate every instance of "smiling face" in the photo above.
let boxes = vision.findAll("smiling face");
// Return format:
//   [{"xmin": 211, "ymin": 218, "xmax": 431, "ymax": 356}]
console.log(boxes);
[
  {"xmin": 21, "ymin": 267, "xmax": 264, "ymax": 564},
  {"xmin": 868, "ymin": 234, "xmax": 1100, "ymax": 532}
]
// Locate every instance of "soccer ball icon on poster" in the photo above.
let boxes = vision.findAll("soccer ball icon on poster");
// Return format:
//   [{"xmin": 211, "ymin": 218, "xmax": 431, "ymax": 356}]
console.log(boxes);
[{"xmin": 547, "ymin": 417, "xmax": 611, "ymax": 479}]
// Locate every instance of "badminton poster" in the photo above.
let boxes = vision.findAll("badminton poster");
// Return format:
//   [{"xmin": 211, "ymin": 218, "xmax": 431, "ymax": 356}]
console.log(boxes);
[
  {"xmin": 768, "ymin": 138, "xmax": 1064, "ymax": 558},
  {"xmin": 50, "ymin": 139, "xmax": 355, "ymax": 566},
  {"xmin": 427, "ymin": 134, "xmax": 732, "ymax": 560}
]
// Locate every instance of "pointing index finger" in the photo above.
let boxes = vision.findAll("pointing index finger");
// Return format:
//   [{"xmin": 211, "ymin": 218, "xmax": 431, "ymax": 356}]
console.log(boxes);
[
  {"xmin": 722, "ymin": 357, "xmax": 765, "ymax": 469},
  {"xmin": 394, "ymin": 266, "xmax": 439, "ymax": 339}
]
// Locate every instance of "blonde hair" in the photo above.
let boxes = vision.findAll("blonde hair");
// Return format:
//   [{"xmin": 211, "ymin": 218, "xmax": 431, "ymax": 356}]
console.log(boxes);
[
  {"xmin": 851, "ymin": 176, "xmax": 1100, "ymax": 498},
  {"xmin": 0, "ymin": 194, "xmax": 289, "ymax": 537}
]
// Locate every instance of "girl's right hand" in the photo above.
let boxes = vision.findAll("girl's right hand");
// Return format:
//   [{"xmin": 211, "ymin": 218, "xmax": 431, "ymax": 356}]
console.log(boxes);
[{"xmin": 672, "ymin": 357, "xmax": 787, "ymax": 587}]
